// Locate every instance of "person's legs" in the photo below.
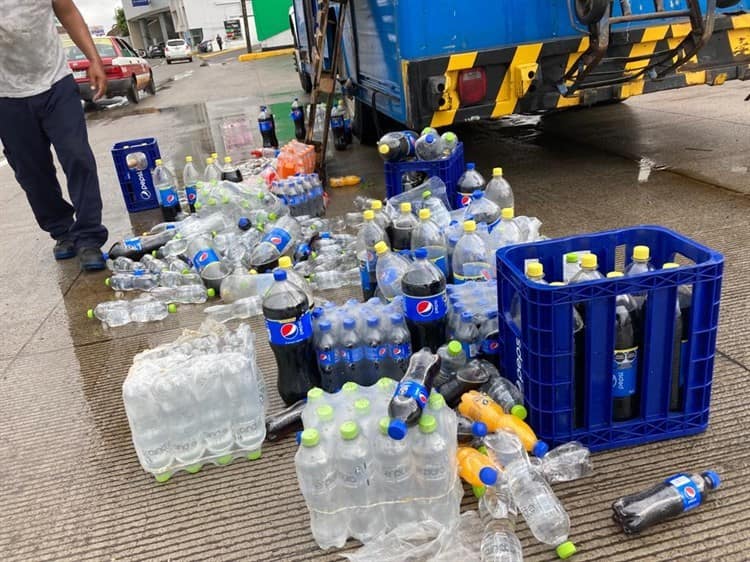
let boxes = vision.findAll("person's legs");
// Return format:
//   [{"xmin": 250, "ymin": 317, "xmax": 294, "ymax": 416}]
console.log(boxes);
[
  {"xmin": 38, "ymin": 75, "xmax": 108, "ymax": 253},
  {"xmin": 0, "ymin": 92, "xmax": 76, "ymax": 249}
]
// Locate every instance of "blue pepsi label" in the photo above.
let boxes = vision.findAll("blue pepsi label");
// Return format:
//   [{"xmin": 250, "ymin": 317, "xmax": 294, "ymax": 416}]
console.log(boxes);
[
  {"xmin": 481, "ymin": 337, "xmax": 500, "ymax": 356},
  {"xmin": 259, "ymin": 120, "xmax": 273, "ymax": 132},
  {"xmin": 403, "ymin": 291, "xmax": 448, "ymax": 323},
  {"xmin": 390, "ymin": 342, "xmax": 411, "ymax": 361},
  {"xmin": 331, "ymin": 116, "xmax": 345, "ymax": 129},
  {"xmin": 431, "ymin": 255, "xmax": 448, "ymax": 277},
  {"xmin": 344, "ymin": 117, "xmax": 352, "ymax": 130},
  {"xmin": 612, "ymin": 347, "xmax": 638, "ymax": 398},
  {"xmin": 462, "ymin": 342, "xmax": 479, "ymax": 360},
  {"xmin": 359, "ymin": 262, "xmax": 372, "ymax": 292},
  {"xmin": 291, "ymin": 108, "xmax": 304, "ymax": 120},
  {"xmin": 192, "ymin": 248, "xmax": 220, "ymax": 272},
  {"xmin": 317, "ymin": 348, "xmax": 336, "ymax": 368},
  {"xmin": 666, "ymin": 474, "xmax": 702, "ymax": 511},
  {"xmin": 394, "ymin": 380, "xmax": 429, "ymax": 409},
  {"xmin": 262, "ymin": 228, "xmax": 291, "ymax": 252},
  {"xmin": 344, "ymin": 346, "xmax": 364, "ymax": 363},
  {"xmin": 124, "ymin": 238, "xmax": 143, "ymax": 251},
  {"xmin": 266, "ymin": 311, "xmax": 313, "ymax": 346},
  {"xmin": 456, "ymin": 192, "xmax": 473, "ymax": 209},
  {"xmin": 185, "ymin": 184, "xmax": 197, "ymax": 204},
  {"xmin": 160, "ymin": 186, "xmax": 179, "ymax": 208},
  {"xmin": 366, "ymin": 345, "xmax": 389, "ymax": 363}
]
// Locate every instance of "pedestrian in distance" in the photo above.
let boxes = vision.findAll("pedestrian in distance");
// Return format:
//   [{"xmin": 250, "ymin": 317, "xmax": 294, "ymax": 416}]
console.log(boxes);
[
  {"xmin": 0, "ymin": 0, "xmax": 109, "ymax": 270},
  {"xmin": 216, "ymin": 35, "xmax": 224, "ymax": 51}
]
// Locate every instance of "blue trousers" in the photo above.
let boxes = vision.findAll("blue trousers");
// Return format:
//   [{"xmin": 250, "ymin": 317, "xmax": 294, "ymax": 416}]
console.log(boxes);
[{"xmin": 0, "ymin": 75, "xmax": 108, "ymax": 249}]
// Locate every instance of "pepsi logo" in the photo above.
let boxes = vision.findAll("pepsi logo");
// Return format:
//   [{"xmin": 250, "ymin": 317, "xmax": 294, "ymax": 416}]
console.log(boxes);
[
  {"xmin": 461, "ymin": 195, "xmax": 471, "ymax": 207},
  {"xmin": 393, "ymin": 347, "xmax": 402, "ymax": 356},
  {"xmin": 280, "ymin": 323, "xmax": 299, "ymax": 339},
  {"xmin": 684, "ymin": 486, "xmax": 696, "ymax": 498},
  {"xmin": 319, "ymin": 352, "xmax": 328, "ymax": 361},
  {"xmin": 270, "ymin": 236, "xmax": 282, "ymax": 245},
  {"xmin": 416, "ymin": 300, "xmax": 434, "ymax": 316},
  {"xmin": 198, "ymin": 252, "xmax": 208, "ymax": 263},
  {"xmin": 418, "ymin": 393, "xmax": 428, "ymax": 404},
  {"xmin": 489, "ymin": 341, "xmax": 499, "ymax": 351},
  {"xmin": 379, "ymin": 347, "xmax": 387, "ymax": 357},
  {"xmin": 166, "ymin": 194, "xmax": 176, "ymax": 203}
]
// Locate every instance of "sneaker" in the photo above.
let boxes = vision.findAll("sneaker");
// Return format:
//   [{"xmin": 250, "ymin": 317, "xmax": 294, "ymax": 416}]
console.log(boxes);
[
  {"xmin": 79, "ymin": 247, "xmax": 106, "ymax": 271},
  {"xmin": 53, "ymin": 239, "xmax": 77, "ymax": 260}
]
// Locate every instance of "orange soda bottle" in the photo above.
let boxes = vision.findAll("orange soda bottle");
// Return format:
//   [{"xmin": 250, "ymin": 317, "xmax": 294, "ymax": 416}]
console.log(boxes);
[
  {"xmin": 458, "ymin": 390, "xmax": 549, "ymax": 457},
  {"xmin": 457, "ymin": 446, "xmax": 499, "ymax": 487}
]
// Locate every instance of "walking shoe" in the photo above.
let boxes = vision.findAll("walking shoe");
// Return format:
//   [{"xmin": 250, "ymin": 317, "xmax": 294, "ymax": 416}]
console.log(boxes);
[
  {"xmin": 79, "ymin": 247, "xmax": 106, "ymax": 271},
  {"xmin": 53, "ymin": 239, "xmax": 77, "ymax": 260}
]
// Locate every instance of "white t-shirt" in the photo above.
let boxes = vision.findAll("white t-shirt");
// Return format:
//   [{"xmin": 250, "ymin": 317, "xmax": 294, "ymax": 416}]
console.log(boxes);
[{"xmin": 0, "ymin": 0, "xmax": 72, "ymax": 98}]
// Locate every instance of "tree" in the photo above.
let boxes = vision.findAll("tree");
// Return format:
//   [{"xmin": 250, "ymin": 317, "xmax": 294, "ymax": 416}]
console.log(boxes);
[{"xmin": 114, "ymin": 7, "xmax": 129, "ymax": 36}]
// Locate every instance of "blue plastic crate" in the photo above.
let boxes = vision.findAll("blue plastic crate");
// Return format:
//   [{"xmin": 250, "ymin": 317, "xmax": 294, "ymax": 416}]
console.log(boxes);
[
  {"xmin": 496, "ymin": 226, "xmax": 723, "ymax": 452},
  {"xmin": 111, "ymin": 138, "xmax": 162, "ymax": 212},
  {"xmin": 384, "ymin": 142, "xmax": 464, "ymax": 205}
]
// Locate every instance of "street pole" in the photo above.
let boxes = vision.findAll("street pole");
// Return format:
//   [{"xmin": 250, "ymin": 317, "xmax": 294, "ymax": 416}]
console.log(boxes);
[{"xmin": 240, "ymin": 0, "xmax": 252, "ymax": 53}]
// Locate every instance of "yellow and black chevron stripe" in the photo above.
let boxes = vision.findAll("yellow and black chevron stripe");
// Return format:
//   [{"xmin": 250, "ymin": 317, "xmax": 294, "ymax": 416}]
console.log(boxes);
[{"xmin": 403, "ymin": 13, "xmax": 750, "ymax": 129}]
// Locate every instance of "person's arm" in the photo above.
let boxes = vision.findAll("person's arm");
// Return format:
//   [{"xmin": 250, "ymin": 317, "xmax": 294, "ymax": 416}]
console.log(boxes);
[{"xmin": 53, "ymin": 0, "xmax": 107, "ymax": 100}]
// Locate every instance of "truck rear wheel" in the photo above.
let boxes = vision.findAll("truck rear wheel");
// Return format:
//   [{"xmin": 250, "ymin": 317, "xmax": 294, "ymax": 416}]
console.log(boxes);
[
  {"xmin": 575, "ymin": 0, "xmax": 608, "ymax": 25},
  {"xmin": 353, "ymin": 99, "xmax": 378, "ymax": 145}
]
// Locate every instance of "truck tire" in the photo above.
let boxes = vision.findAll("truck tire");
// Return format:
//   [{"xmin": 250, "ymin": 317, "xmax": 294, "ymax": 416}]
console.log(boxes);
[
  {"xmin": 353, "ymin": 99, "xmax": 378, "ymax": 145},
  {"xmin": 717, "ymin": 0, "xmax": 741, "ymax": 7},
  {"xmin": 575, "ymin": 0, "xmax": 608, "ymax": 25}
]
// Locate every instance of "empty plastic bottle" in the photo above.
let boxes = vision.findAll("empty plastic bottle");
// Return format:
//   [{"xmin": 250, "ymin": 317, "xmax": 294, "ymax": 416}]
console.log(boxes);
[
  {"xmin": 484, "ymin": 168, "xmax": 514, "ymax": 211},
  {"xmin": 467, "ymin": 190, "xmax": 501, "ymax": 228},
  {"xmin": 357, "ymin": 210, "xmax": 389, "ymax": 300},
  {"xmin": 662, "ymin": 262, "xmax": 689, "ymax": 411},
  {"xmin": 411, "ymin": 208, "xmax": 448, "ymax": 278},
  {"xmin": 482, "ymin": 375, "xmax": 527, "ymax": 420},
  {"xmin": 153, "ymin": 159, "xmax": 180, "ymax": 221},
  {"xmin": 453, "ymin": 220, "xmax": 493, "ymax": 284},
  {"xmin": 479, "ymin": 478, "xmax": 523, "ymax": 562},
  {"xmin": 250, "ymin": 214, "xmax": 300, "ymax": 272},
  {"xmin": 457, "ymin": 163, "xmax": 486, "ymax": 208},
  {"xmin": 455, "ymin": 311, "xmax": 481, "ymax": 360},
  {"xmin": 290, "ymin": 98, "xmax": 306, "ymax": 141},
  {"xmin": 149, "ymin": 285, "xmax": 211, "ymax": 304},
  {"xmin": 540, "ymin": 442, "xmax": 593, "ymax": 484},
  {"xmin": 421, "ymin": 189, "xmax": 451, "ymax": 230},
  {"xmin": 388, "ymin": 348, "xmax": 441, "ymax": 439},
  {"xmin": 204, "ymin": 157, "xmax": 222, "ymax": 184},
  {"xmin": 183, "ymin": 156, "xmax": 200, "ymax": 213},
  {"xmin": 492, "ymin": 208, "xmax": 523, "ymax": 246},
  {"xmin": 258, "ymin": 105, "xmax": 279, "ymax": 148},
  {"xmin": 377, "ymin": 131, "xmax": 417, "ymax": 162},
  {"xmin": 441, "ymin": 131, "xmax": 458, "ymax": 154},
  {"xmin": 391, "ymin": 202, "xmax": 419, "ymax": 251},
  {"xmin": 204, "ymin": 296, "xmax": 263, "ymax": 323},
  {"xmin": 130, "ymin": 295, "xmax": 172, "ymax": 323},
  {"xmin": 457, "ymin": 415, "xmax": 489, "ymax": 443},
  {"xmin": 186, "ymin": 234, "xmax": 224, "ymax": 279},
  {"xmin": 373, "ymin": 416, "xmax": 417, "ymax": 528},
  {"xmin": 484, "ymin": 431, "xmax": 576, "ymax": 559},
  {"xmin": 374, "ymin": 241, "xmax": 410, "ymax": 302},
  {"xmin": 296, "ymin": 428, "xmax": 346, "ymax": 548},
  {"xmin": 612, "ymin": 471, "xmax": 721, "ymax": 535},
  {"xmin": 415, "ymin": 132, "xmax": 445, "ymax": 160},
  {"xmin": 435, "ymin": 340, "xmax": 467, "ymax": 387},
  {"xmin": 570, "ymin": 253, "xmax": 604, "ymax": 284},
  {"xmin": 87, "ymin": 300, "xmax": 132, "ymax": 327},
  {"xmin": 106, "ymin": 270, "xmax": 159, "ymax": 292},
  {"xmin": 219, "ymin": 268, "xmax": 274, "ymax": 304}
]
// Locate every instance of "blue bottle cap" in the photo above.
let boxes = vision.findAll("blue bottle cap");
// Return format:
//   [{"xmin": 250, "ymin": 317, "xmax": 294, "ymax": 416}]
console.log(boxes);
[
  {"xmin": 467, "ymin": 163, "xmax": 476, "ymax": 170},
  {"xmin": 343, "ymin": 317, "xmax": 356, "ymax": 330},
  {"xmin": 388, "ymin": 419, "xmax": 408, "ymax": 440},
  {"xmin": 237, "ymin": 217, "xmax": 251, "ymax": 230},
  {"xmin": 414, "ymin": 247, "xmax": 428, "ymax": 260},
  {"xmin": 273, "ymin": 270, "xmax": 287, "ymax": 282},
  {"xmin": 704, "ymin": 471, "xmax": 721, "ymax": 489},
  {"xmin": 461, "ymin": 311, "xmax": 473, "ymax": 322},
  {"xmin": 312, "ymin": 306, "xmax": 324, "ymax": 318},
  {"xmin": 425, "ymin": 134, "xmax": 436, "ymax": 143},
  {"xmin": 473, "ymin": 190, "xmax": 483, "ymax": 199},
  {"xmin": 533, "ymin": 441, "xmax": 549, "ymax": 458},
  {"xmin": 390, "ymin": 314, "xmax": 404, "ymax": 324},
  {"xmin": 367, "ymin": 316, "xmax": 379, "ymax": 327},
  {"xmin": 321, "ymin": 232, "xmax": 331, "ymax": 239},
  {"xmin": 134, "ymin": 270, "xmax": 144, "ymax": 277},
  {"xmin": 102, "ymin": 252, "xmax": 109, "ymax": 260},
  {"xmin": 295, "ymin": 430, "xmax": 302, "ymax": 445},
  {"xmin": 479, "ymin": 467, "xmax": 498, "ymax": 486},
  {"xmin": 472, "ymin": 421, "xmax": 488, "ymax": 437},
  {"xmin": 319, "ymin": 320, "xmax": 332, "ymax": 332}
]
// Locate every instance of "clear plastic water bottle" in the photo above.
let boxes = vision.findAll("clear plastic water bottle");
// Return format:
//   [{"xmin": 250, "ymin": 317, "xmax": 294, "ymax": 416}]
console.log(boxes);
[
  {"xmin": 129, "ymin": 295, "xmax": 172, "ymax": 323},
  {"xmin": 411, "ymin": 208, "xmax": 448, "ymax": 278},
  {"xmin": 415, "ymin": 132, "xmax": 445, "ymax": 161},
  {"xmin": 457, "ymin": 163, "xmax": 486, "ymax": 208},
  {"xmin": 412, "ymin": 414, "xmax": 456, "ymax": 527},
  {"xmin": 441, "ymin": 131, "xmax": 458, "ymax": 155},
  {"xmin": 149, "ymin": 285, "xmax": 211, "ymax": 304},
  {"xmin": 193, "ymin": 356, "xmax": 235, "ymax": 458},
  {"xmin": 435, "ymin": 340, "xmax": 467, "ymax": 387},
  {"xmin": 453, "ymin": 220, "xmax": 493, "ymax": 283},
  {"xmin": 204, "ymin": 296, "xmax": 263, "ymax": 323},
  {"xmin": 421, "ymin": 190, "xmax": 451, "ymax": 230},
  {"xmin": 373, "ymin": 416, "xmax": 417, "ymax": 528},
  {"xmin": 153, "ymin": 159, "xmax": 180, "ymax": 221},
  {"xmin": 540, "ymin": 442, "xmax": 593, "ymax": 484},
  {"xmin": 570, "ymin": 253, "xmax": 605, "ymax": 284},
  {"xmin": 374, "ymin": 241, "xmax": 410, "ymax": 301},
  {"xmin": 203, "ymin": 157, "xmax": 221, "ymax": 185},
  {"xmin": 456, "ymin": 311, "xmax": 481, "ymax": 360},
  {"xmin": 563, "ymin": 252, "xmax": 581, "ymax": 283},
  {"xmin": 221, "ymin": 355, "xmax": 265, "ymax": 456},
  {"xmin": 122, "ymin": 374, "xmax": 173, "ymax": 472},
  {"xmin": 490, "ymin": 208, "xmax": 523, "ymax": 247},
  {"xmin": 183, "ymin": 156, "xmax": 200, "ymax": 213},
  {"xmin": 106, "ymin": 270, "xmax": 159, "ymax": 291},
  {"xmin": 484, "ymin": 167, "xmax": 514, "ymax": 211},
  {"xmin": 467, "ymin": 190, "xmax": 501, "ymax": 228},
  {"xmin": 295, "ymin": 428, "xmax": 346, "ymax": 549},
  {"xmin": 479, "ymin": 482, "xmax": 523, "ymax": 562}
]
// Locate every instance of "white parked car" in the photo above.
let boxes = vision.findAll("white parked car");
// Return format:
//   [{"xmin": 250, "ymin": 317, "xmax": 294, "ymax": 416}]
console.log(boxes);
[{"xmin": 165, "ymin": 39, "xmax": 192, "ymax": 64}]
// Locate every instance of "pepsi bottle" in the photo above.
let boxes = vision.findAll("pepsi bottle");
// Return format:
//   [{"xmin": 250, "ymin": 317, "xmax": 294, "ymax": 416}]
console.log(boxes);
[
  {"xmin": 387, "ymin": 348, "xmax": 441, "ymax": 440},
  {"xmin": 291, "ymin": 98, "xmax": 306, "ymax": 141},
  {"xmin": 265, "ymin": 399, "xmax": 305, "ymax": 442},
  {"xmin": 263, "ymin": 270, "xmax": 319, "ymax": 404},
  {"xmin": 258, "ymin": 105, "xmax": 279, "ymax": 149},
  {"xmin": 315, "ymin": 320, "xmax": 338, "ymax": 392},
  {"xmin": 402, "ymin": 247, "xmax": 448, "ymax": 353},
  {"xmin": 331, "ymin": 100, "xmax": 348, "ymax": 151}
]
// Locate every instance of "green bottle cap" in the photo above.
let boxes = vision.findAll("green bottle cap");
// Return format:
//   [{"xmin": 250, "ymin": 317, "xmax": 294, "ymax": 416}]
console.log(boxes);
[
  {"xmin": 316, "ymin": 405, "xmax": 334, "ymax": 422},
  {"xmin": 354, "ymin": 398, "xmax": 370, "ymax": 415},
  {"xmin": 342, "ymin": 381, "xmax": 359, "ymax": 394},
  {"xmin": 472, "ymin": 484, "xmax": 486, "ymax": 498},
  {"xmin": 167, "ymin": 303, "xmax": 177, "ymax": 314},
  {"xmin": 340, "ymin": 421, "xmax": 359, "ymax": 440},
  {"xmin": 301, "ymin": 428, "xmax": 320, "ymax": 447},
  {"xmin": 447, "ymin": 340, "xmax": 463, "ymax": 356},
  {"xmin": 206, "ymin": 288, "xmax": 216, "ymax": 298},
  {"xmin": 565, "ymin": 252, "xmax": 579, "ymax": 264},
  {"xmin": 419, "ymin": 415, "xmax": 437, "ymax": 434},
  {"xmin": 556, "ymin": 541, "xmax": 577, "ymax": 559},
  {"xmin": 378, "ymin": 417, "xmax": 390, "ymax": 435},
  {"xmin": 428, "ymin": 392, "xmax": 446, "ymax": 410},
  {"xmin": 307, "ymin": 387, "xmax": 324, "ymax": 401},
  {"xmin": 86, "ymin": 309, "xmax": 94, "ymax": 319},
  {"xmin": 510, "ymin": 404, "xmax": 528, "ymax": 420}
]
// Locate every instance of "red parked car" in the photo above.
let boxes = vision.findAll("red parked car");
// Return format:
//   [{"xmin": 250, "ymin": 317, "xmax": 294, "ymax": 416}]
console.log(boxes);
[{"xmin": 63, "ymin": 36, "xmax": 155, "ymax": 104}]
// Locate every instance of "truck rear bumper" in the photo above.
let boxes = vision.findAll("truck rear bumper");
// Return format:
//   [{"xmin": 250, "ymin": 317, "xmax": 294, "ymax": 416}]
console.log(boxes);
[{"xmin": 404, "ymin": 13, "xmax": 750, "ymax": 129}]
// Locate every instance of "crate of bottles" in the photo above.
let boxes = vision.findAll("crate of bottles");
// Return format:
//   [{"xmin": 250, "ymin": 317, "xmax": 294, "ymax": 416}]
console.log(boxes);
[
  {"xmin": 495, "ymin": 226, "xmax": 723, "ymax": 452},
  {"xmin": 384, "ymin": 142, "xmax": 465, "ymax": 203},
  {"xmin": 111, "ymin": 137, "xmax": 162, "ymax": 212}
]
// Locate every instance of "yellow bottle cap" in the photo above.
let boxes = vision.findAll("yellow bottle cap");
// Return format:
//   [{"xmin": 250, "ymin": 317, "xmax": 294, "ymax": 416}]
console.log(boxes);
[
  {"xmin": 663, "ymin": 262, "xmax": 680, "ymax": 269},
  {"xmin": 363, "ymin": 210, "xmax": 375, "ymax": 220},
  {"xmin": 633, "ymin": 245, "xmax": 650, "ymax": 261},
  {"xmin": 374, "ymin": 241, "xmax": 389, "ymax": 255},
  {"xmin": 501, "ymin": 208, "xmax": 514, "ymax": 220},
  {"xmin": 607, "ymin": 271, "xmax": 624, "ymax": 278},
  {"xmin": 155, "ymin": 158, "xmax": 163, "ymax": 165},
  {"xmin": 278, "ymin": 256, "xmax": 292, "ymax": 269},
  {"xmin": 419, "ymin": 208, "xmax": 431, "ymax": 220},
  {"xmin": 224, "ymin": 156, "xmax": 232, "ymax": 163},
  {"xmin": 526, "ymin": 262, "xmax": 543, "ymax": 278},
  {"xmin": 378, "ymin": 144, "xmax": 390, "ymax": 155},
  {"xmin": 581, "ymin": 254, "xmax": 598, "ymax": 269},
  {"xmin": 211, "ymin": 152, "xmax": 218, "ymax": 159},
  {"xmin": 371, "ymin": 200, "xmax": 383, "ymax": 210},
  {"xmin": 463, "ymin": 220, "xmax": 477, "ymax": 233},
  {"xmin": 400, "ymin": 202, "xmax": 412, "ymax": 213},
  {"xmin": 206, "ymin": 157, "xmax": 213, "ymax": 164},
  {"xmin": 185, "ymin": 156, "xmax": 193, "ymax": 162},
  {"xmin": 493, "ymin": 167, "xmax": 503, "ymax": 176}
]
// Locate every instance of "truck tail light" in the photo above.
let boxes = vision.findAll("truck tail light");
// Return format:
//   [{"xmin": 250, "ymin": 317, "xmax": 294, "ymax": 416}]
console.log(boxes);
[{"xmin": 457, "ymin": 67, "xmax": 487, "ymax": 106}]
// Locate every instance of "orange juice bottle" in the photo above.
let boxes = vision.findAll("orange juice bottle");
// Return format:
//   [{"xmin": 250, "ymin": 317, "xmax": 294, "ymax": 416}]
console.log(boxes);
[
  {"xmin": 457, "ymin": 446, "xmax": 499, "ymax": 487},
  {"xmin": 458, "ymin": 391, "xmax": 549, "ymax": 457},
  {"xmin": 329, "ymin": 175, "xmax": 361, "ymax": 188}
]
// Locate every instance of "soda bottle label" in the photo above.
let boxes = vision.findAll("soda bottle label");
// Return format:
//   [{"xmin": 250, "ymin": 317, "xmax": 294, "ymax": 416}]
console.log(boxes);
[
  {"xmin": 365, "ymin": 344, "xmax": 389, "ymax": 363},
  {"xmin": 185, "ymin": 183, "xmax": 197, "ymax": 204},
  {"xmin": 389, "ymin": 342, "xmax": 411, "ymax": 361},
  {"xmin": 456, "ymin": 192, "xmax": 473, "ymax": 209},
  {"xmin": 453, "ymin": 266, "xmax": 493, "ymax": 284},
  {"xmin": 612, "ymin": 346, "xmax": 638, "ymax": 398},
  {"xmin": 124, "ymin": 238, "xmax": 143, "ymax": 251},
  {"xmin": 291, "ymin": 108, "xmax": 304, "ymax": 121},
  {"xmin": 431, "ymin": 255, "xmax": 448, "ymax": 278},
  {"xmin": 317, "ymin": 348, "xmax": 336, "ymax": 369},
  {"xmin": 344, "ymin": 346, "xmax": 364, "ymax": 363},
  {"xmin": 192, "ymin": 248, "xmax": 220, "ymax": 272},
  {"xmin": 262, "ymin": 227, "xmax": 292, "ymax": 252},
  {"xmin": 259, "ymin": 120, "xmax": 274, "ymax": 132},
  {"xmin": 160, "ymin": 186, "xmax": 180, "ymax": 207},
  {"xmin": 394, "ymin": 380, "xmax": 429, "ymax": 409},
  {"xmin": 266, "ymin": 311, "xmax": 313, "ymax": 345},
  {"xmin": 666, "ymin": 474, "xmax": 702, "ymax": 511},
  {"xmin": 331, "ymin": 116, "xmax": 345, "ymax": 129},
  {"xmin": 403, "ymin": 291, "xmax": 448, "ymax": 323},
  {"xmin": 481, "ymin": 337, "xmax": 500, "ymax": 356},
  {"xmin": 462, "ymin": 342, "xmax": 479, "ymax": 360}
]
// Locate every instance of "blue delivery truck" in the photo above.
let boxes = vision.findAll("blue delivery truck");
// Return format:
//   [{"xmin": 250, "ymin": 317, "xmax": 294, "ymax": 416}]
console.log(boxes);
[{"xmin": 290, "ymin": 0, "xmax": 750, "ymax": 139}]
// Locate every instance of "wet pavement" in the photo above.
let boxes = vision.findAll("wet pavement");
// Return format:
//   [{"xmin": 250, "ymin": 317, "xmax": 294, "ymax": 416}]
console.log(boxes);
[{"xmin": 1, "ymin": 54, "xmax": 749, "ymax": 561}]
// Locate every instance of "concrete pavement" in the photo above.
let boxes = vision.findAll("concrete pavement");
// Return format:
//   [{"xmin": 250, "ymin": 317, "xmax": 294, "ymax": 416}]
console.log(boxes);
[{"xmin": 0, "ymin": 54, "xmax": 749, "ymax": 561}]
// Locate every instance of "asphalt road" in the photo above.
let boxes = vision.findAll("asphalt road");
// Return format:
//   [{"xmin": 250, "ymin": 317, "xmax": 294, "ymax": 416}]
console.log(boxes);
[{"xmin": 1, "ymin": 52, "xmax": 749, "ymax": 561}]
